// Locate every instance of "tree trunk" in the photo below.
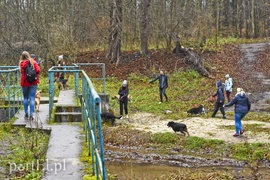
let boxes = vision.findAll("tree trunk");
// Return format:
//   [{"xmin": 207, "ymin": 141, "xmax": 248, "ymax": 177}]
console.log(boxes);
[
  {"xmin": 107, "ymin": 0, "xmax": 122, "ymax": 65},
  {"xmin": 173, "ymin": 38, "xmax": 209, "ymax": 77},
  {"xmin": 140, "ymin": 0, "xmax": 151, "ymax": 57},
  {"xmin": 215, "ymin": 0, "xmax": 220, "ymax": 46}
]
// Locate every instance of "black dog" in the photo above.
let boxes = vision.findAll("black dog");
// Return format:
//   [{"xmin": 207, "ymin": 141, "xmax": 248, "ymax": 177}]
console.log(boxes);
[
  {"xmin": 100, "ymin": 112, "xmax": 122, "ymax": 126},
  {"xmin": 167, "ymin": 121, "xmax": 190, "ymax": 136},
  {"xmin": 187, "ymin": 104, "xmax": 206, "ymax": 115}
]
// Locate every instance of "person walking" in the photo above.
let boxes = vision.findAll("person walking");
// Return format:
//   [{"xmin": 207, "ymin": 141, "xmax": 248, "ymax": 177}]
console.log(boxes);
[
  {"xmin": 118, "ymin": 80, "xmax": 129, "ymax": 119},
  {"xmin": 19, "ymin": 51, "xmax": 40, "ymax": 120},
  {"xmin": 224, "ymin": 74, "xmax": 233, "ymax": 103},
  {"xmin": 211, "ymin": 80, "xmax": 226, "ymax": 119},
  {"xmin": 224, "ymin": 88, "xmax": 251, "ymax": 137},
  {"xmin": 149, "ymin": 70, "xmax": 168, "ymax": 103}
]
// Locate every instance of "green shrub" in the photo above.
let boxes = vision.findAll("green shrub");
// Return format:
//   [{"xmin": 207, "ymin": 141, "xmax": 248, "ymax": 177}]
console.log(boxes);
[{"xmin": 151, "ymin": 132, "xmax": 179, "ymax": 144}]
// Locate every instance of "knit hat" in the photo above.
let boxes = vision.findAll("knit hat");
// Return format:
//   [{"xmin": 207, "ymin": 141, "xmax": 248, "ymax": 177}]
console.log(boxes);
[
  {"xmin": 31, "ymin": 54, "xmax": 36, "ymax": 58},
  {"xmin": 58, "ymin": 55, "xmax": 63, "ymax": 60},
  {"xmin": 122, "ymin": 80, "xmax": 128, "ymax": 85},
  {"xmin": 225, "ymin": 74, "xmax": 230, "ymax": 78}
]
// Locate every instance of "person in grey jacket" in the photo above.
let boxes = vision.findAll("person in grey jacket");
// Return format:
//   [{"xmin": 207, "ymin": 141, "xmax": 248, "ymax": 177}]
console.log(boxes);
[
  {"xmin": 224, "ymin": 74, "xmax": 233, "ymax": 103},
  {"xmin": 224, "ymin": 88, "xmax": 251, "ymax": 137},
  {"xmin": 149, "ymin": 70, "xmax": 168, "ymax": 103},
  {"xmin": 212, "ymin": 80, "xmax": 226, "ymax": 119}
]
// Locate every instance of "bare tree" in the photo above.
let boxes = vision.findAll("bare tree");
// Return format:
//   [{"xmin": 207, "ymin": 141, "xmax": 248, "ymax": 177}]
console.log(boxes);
[
  {"xmin": 107, "ymin": 0, "xmax": 122, "ymax": 65},
  {"xmin": 140, "ymin": 0, "xmax": 151, "ymax": 56}
]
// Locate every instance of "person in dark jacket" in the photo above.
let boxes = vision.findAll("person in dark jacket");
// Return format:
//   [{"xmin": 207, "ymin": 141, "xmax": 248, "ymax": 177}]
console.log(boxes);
[
  {"xmin": 224, "ymin": 88, "xmax": 251, "ymax": 137},
  {"xmin": 118, "ymin": 80, "xmax": 129, "ymax": 119},
  {"xmin": 149, "ymin": 70, "xmax": 168, "ymax": 103},
  {"xmin": 211, "ymin": 80, "xmax": 226, "ymax": 119}
]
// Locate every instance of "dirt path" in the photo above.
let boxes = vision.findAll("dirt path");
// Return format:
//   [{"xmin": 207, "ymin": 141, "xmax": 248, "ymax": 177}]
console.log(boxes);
[
  {"xmin": 239, "ymin": 42, "xmax": 270, "ymax": 111},
  {"xmin": 119, "ymin": 112, "xmax": 270, "ymax": 144}
]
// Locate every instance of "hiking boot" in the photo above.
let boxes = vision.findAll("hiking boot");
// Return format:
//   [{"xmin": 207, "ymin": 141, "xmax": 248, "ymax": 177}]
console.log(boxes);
[
  {"xmin": 223, "ymin": 116, "xmax": 227, "ymax": 119},
  {"xmin": 24, "ymin": 114, "xmax": 29, "ymax": 120},
  {"xmin": 233, "ymin": 134, "xmax": 240, "ymax": 137},
  {"xmin": 29, "ymin": 116, "xmax": 34, "ymax": 121},
  {"xmin": 240, "ymin": 130, "xmax": 244, "ymax": 134}
]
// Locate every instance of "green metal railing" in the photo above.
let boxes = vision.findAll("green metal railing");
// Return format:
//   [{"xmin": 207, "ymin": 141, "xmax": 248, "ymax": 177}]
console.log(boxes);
[
  {"xmin": 81, "ymin": 70, "xmax": 106, "ymax": 179},
  {"xmin": 0, "ymin": 66, "xmax": 22, "ymax": 121},
  {"xmin": 48, "ymin": 65, "xmax": 107, "ymax": 179}
]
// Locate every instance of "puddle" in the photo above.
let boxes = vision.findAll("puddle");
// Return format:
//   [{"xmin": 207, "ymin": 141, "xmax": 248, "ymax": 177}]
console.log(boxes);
[{"xmin": 106, "ymin": 158, "xmax": 270, "ymax": 179}]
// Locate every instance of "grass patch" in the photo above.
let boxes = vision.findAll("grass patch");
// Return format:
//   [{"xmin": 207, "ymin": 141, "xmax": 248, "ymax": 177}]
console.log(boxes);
[
  {"xmin": 185, "ymin": 136, "xmax": 224, "ymax": 150},
  {"xmin": 231, "ymin": 143, "xmax": 270, "ymax": 161},
  {"xmin": 151, "ymin": 132, "xmax": 179, "ymax": 144},
  {"xmin": 243, "ymin": 124, "xmax": 270, "ymax": 134},
  {"xmin": 93, "ymin": 70, "xmax": 215, "ymax": 119},
  {"xmin": 243, "ymin": 112, "xmax": 270, "ymax": 123},
  {"xmin": 0, "ymin": 125, "xmax": 50, "ymax": 179}
]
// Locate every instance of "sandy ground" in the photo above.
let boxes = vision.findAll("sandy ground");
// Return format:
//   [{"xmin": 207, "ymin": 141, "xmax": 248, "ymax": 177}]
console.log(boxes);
[{"xmin": 117, "ymin": 112, "xmax": 270, "ymax": 144}]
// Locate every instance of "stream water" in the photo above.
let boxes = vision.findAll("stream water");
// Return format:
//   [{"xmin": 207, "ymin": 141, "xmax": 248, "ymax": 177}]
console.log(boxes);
[{"xmin": 105, "ymin": 144, "xmax": 270, "ymax": 179}]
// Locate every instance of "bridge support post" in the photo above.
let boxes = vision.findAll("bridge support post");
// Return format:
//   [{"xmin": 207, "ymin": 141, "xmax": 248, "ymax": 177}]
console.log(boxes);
[{"xmin": 98, "ymin": 93, "xmax": 109, "ymax": 113}]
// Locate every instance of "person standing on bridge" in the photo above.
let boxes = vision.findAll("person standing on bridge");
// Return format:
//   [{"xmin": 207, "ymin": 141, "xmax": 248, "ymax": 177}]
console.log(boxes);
[
  {"xmin": 224, "ymin": 88, "xmax": 251, "ymax": 137},
  {"xmin": 19, "ymin": 51, "xmax": 40, "ymax": 120}
]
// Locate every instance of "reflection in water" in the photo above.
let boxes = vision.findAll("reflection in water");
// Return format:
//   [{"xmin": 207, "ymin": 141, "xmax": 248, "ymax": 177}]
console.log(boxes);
[{"xmin": 106, "ymin": 161, "xmax": 270, "ymax": 180}]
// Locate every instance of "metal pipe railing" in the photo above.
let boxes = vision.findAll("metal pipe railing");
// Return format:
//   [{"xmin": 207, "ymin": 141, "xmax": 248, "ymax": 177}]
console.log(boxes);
[
  {"xmin": 0, "ymin": 66, "xmax": 22, "ymax": 121},
  {"xmin": 81, "ymin": 70, "xmax": 106, "ymax": 179},
  {"xmin": 48, "ymin": 66, "xmax": 107, "ymax": 179}
]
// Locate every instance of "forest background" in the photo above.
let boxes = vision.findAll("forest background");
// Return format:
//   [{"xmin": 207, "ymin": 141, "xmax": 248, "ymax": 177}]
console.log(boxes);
[{"xmin": 0, "ymin": 0, "xmax": 269, "ymax": 67}]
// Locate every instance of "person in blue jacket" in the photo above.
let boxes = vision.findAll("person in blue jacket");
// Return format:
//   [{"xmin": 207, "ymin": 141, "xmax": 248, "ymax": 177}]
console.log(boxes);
[
  {"xmin": 224, "ymin": 88, "xmax": 251, "ymax": 137},
  {"xmin": 211, "ymin": 80, "xmax": 226, "ymax": 119},
  {"xmin": 149, "ymin": 70, "xmax": 168, "ymax": 103}
]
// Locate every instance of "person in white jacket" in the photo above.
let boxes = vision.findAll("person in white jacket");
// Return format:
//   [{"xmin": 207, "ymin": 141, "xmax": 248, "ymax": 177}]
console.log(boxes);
[{"xmin": 224, "ymin": 74, "xmax": 233, "ymax": 103}]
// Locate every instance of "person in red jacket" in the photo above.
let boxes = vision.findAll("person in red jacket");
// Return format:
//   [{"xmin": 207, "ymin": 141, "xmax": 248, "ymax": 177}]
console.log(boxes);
[{"xmin": 19, "ymin": 51, "xmax": 41, "ymax": 120}]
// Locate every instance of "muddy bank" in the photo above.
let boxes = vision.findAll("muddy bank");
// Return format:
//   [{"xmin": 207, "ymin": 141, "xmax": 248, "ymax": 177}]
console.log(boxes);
[{"xmin": 105, "ymin": 145, "xmax": 246, "ymax": 167}]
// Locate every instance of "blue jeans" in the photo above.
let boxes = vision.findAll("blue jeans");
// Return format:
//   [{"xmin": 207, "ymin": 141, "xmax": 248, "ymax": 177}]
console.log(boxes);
[
  {"xmin": 234, "ymin": 112, "xmax": 246, "ymax": 134},
  {"xmin": 22, "ymin": 85, "xmax": 37, "ymax": 117}
]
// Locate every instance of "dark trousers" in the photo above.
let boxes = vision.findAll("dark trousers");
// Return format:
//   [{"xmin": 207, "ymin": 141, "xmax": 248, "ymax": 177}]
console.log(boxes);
[
  {"xmin": 225, "ymin": 91, "xmax": 231, "ymax": 103},
  {"xmin": 212, "ymin": 101, "xmax": 225, "ymax": 117},
  {"xmin": 159, "ymin": 87, "xmax": 168, "ymax": 102},
  {"xmin": 120, "ymin": 100, "xmax": 128, "ymax": 115}
]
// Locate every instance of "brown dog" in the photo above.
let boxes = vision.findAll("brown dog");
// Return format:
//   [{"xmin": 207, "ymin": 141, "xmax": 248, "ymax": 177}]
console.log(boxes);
[
  {"xmin": 35, "ymin": 90, "xmax": 41, "ymax": 111},
  {"xmin": 55, "ymin": 74, "xmax": 69, "ymax": 91}
]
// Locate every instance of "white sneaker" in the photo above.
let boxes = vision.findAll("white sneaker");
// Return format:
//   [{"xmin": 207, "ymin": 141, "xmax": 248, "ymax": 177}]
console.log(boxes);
[
  {"xmin": 120, "ymin": 116, "xmax": 123, "ymax": 120},
  {"xmin": 125, "ymin": 115, "xmax": 129, "ymax": 119},
  {"xmin": 158, "ymin": 102, "xmax": 162, "ymax": 104}
]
